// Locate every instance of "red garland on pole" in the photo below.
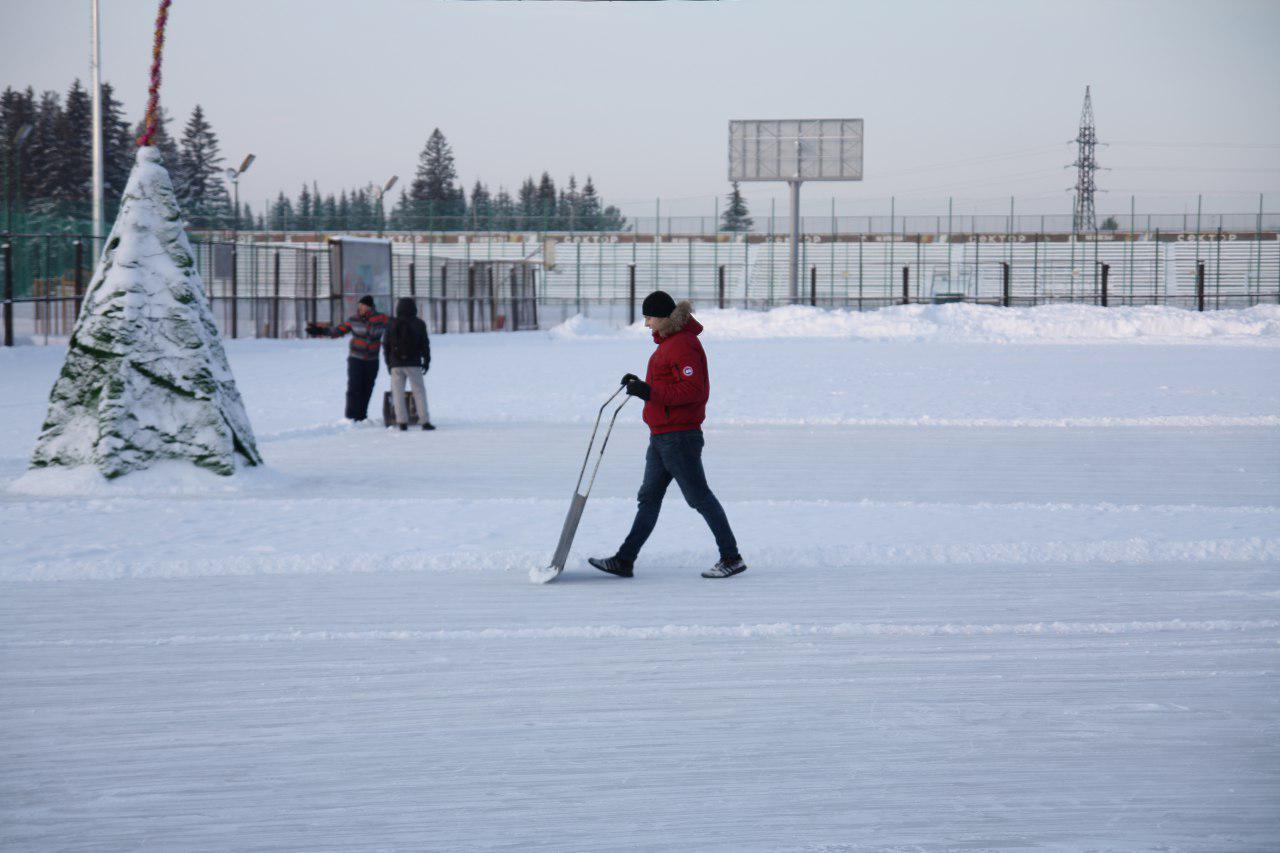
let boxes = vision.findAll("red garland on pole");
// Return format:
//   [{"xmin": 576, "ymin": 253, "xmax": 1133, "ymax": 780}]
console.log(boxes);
[{"xmin": 137, "ymin": 0, "xmax": 173, "ymax": 147}]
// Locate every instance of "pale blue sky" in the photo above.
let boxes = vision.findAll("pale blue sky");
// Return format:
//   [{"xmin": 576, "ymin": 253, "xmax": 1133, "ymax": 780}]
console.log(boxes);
[{"xmin": 3, "ymin": 0, "xmax": 1278, "ymax": 218}]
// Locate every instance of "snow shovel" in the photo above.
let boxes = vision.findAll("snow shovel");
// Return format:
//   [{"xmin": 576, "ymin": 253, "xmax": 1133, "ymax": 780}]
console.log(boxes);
[{"xmin": 530, "ymin": 385, "xmax": 632, "ymax": 584}]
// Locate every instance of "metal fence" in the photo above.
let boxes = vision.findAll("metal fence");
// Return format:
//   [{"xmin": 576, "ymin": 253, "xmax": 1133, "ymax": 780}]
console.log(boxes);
[{"xmin": 4, "ymin": 225, "xmax": 1278, "ymax": 345}]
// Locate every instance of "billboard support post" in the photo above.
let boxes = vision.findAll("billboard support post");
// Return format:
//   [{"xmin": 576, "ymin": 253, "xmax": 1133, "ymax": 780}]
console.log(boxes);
[
  {"xmin": 729, "ymin": 119, "xmax": 863, "ymax": 305},
  {"xmin": 789, "ymin": 180, "xmax": 801, "ymax": 303}
]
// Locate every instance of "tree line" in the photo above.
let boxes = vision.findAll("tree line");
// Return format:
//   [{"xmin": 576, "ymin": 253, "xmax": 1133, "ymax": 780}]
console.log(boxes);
[
  {"xmin": 1, "ymin": 80, "xmax": 645, "ymax": 234},
  {"xmin": 268, "ymin": 128, "xmax": 628, "ymax": 232}
]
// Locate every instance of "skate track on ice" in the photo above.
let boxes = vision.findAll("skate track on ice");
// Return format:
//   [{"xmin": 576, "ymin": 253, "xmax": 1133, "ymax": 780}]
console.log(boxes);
[{"xmin": 2, "ymin": 314, "xmax": 1278, "ymax": 851}]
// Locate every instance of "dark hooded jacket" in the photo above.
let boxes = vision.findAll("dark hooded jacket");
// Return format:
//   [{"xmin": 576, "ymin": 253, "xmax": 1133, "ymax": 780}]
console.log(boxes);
[{"xmin": 383, "ymin": 297, "xmax": 431, "ymax": 370}]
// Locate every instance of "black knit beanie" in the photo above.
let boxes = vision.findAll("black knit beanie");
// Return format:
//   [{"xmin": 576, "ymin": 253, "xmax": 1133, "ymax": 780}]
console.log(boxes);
[
  {"xmin": 358, "ymin": 295, "xmax": 375, "ymax": 309},
  {"xmin": 641, "ymin": 290, "xmax": 676, "ymax": 318}
]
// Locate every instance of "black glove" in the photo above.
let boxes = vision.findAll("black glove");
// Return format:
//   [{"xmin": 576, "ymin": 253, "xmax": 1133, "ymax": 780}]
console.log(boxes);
[
  {"xmin": 624, "ymin": 378, "xmax": 651, "ymax": 401},
  {"xmin": 421, "ymin": 364, "xmax": 429, "ymax": 375},
  {"xmin": 620, "ymin": 372, "xmax": 640, "ymax": 387}
]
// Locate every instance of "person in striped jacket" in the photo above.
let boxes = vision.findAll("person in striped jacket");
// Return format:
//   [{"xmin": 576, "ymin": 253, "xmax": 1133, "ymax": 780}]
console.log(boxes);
[{"xmin": 321, "ymin": 295, "xmax": 390, "ymax": 422}]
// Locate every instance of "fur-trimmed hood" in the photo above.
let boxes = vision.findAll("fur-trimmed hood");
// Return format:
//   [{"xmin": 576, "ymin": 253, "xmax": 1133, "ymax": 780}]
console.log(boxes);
[{"xmin": 650, "ymin": 300, "xmax": 696, "ymax": 340}]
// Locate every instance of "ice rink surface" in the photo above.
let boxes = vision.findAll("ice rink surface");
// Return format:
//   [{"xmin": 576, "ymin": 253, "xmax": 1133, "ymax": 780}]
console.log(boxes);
[{"xmin": 2, "ymin": 305, "xmax": 1278, "ymax": 850}]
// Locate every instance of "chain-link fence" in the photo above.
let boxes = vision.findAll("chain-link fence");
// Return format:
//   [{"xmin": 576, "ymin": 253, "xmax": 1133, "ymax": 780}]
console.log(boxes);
[{"xmin": 4, "ymin": 224, "xmax": 1278, "ymax": 345}]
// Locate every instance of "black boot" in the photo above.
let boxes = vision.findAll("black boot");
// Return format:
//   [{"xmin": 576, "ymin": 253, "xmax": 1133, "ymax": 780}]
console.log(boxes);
[
  {"xmin": 421, "ymin": 422, "xmax": 436, "ymax": 431},
  {"xmin": 588, "ymin": 554, "xmax": 634, "ymax": 578},
  {"xmin": 399, "ymin": 424, "xmax": 408, "ymax": 432}
]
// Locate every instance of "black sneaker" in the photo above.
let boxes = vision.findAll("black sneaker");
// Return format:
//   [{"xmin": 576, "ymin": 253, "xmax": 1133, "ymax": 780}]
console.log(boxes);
[
  {"xmin": 399, "ymin": 424, "xmax": 408, "ymax": 432},
  {"xmin": 421, "ymin": 422, "xmax": 436, "ymax": 431},
  {"xmin": 702, "ymin": 556, "xmax": 747, "ymax": 579},
  {"xmin": 588, "ymin": 555, "xmax": 634, "ymax": 578}
]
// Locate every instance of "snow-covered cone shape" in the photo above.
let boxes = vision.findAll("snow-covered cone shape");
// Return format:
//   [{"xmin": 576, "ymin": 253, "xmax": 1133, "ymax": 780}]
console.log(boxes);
[{"xmin": 30, "ymin": 146, "xmax": 261, "ymax": 478}]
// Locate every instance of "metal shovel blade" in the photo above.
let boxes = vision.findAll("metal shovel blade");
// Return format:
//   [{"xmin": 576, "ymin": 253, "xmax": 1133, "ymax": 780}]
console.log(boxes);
[{"xmin": 529, "ymin": 492, "xmax": 588, "ymax": 584}]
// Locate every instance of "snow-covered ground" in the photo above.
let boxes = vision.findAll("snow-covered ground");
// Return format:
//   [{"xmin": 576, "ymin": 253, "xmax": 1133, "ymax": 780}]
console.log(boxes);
[{"xmin": 2, "ymin": 304, "xmax": 1279, "ymax": 850}]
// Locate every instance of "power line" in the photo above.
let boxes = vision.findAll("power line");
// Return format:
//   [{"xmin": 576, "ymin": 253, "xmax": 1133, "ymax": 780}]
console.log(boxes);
[{"xmin": 1110, "ymin": 140, "xmax": 1280, "ymax": 150}]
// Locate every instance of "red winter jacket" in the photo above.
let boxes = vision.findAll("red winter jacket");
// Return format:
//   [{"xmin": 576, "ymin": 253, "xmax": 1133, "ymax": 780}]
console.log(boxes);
[{"xmin": 643, "ymin": 314, "xmax": 709, "ymax": 435}]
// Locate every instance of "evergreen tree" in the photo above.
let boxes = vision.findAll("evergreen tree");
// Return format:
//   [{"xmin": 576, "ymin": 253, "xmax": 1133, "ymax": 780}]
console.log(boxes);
[
  {"xmin": 720, "ymin": 181, "xmax": 753, "ymax": 232},
  {"xmin": 297, "ymin": 184, "xmax": 312, "ymax": 228},
  {"xmin": 469, "ymin": 180, "xmax": 492, "ymax": 228},
  {"xmin": 389, "ymin": 187, "xmax": 410, "ymax": 230},
  {"xmin": 270, "ymin": 191, "xmax": 293, "ymax": 230},
  {"xmin": 337, "ymin": 189, "xmax": 350, "ymax": 230},
  {"xmin": 600, "ymin": 203, "xmax": 627, "ymax": 232},
  {"xmin": 0, "ymin": 86, "xmax": 37, "ymax": 229},
  {"xmin": 536, "ymin": 172, "xmax": 557, "ymax": 228},
  {"xmin": 578, "ymin": 176, "xmax": 602, "ymax": 231},
  {"xmin": 350, "ymin": 187, "xmax": 373, "ymax": 230},
  {"xmin": 321, "ymin": 193, "xmax": 337, "ymax": 230},
  {"xmin": 99, "ymin": 83, "xmax": 134, "ymax": 216},
  {"xmin": 517, "ymin": 177, "xmax": 538, "ymax": 227},
  {"xmin": 52, "ymin": 79, "xmax": 92, "ymax": 223},
  {"xmin": 410, "ymin": 128, "xmax": 466, "ymax": 229},
  {"xmin": 176, "ymin": 105, "xmax": 231, "ymax": 227},
  {"xmin": 25, "ymin": 90, "xmax": 64, "ymax": 225},
  {"xmin": 561, "ymin": 175, "xmax": 584, "ymax": 230},
  {"xmin": 492, "ymin": 187, "xmax": 515, "ymax": 232}
]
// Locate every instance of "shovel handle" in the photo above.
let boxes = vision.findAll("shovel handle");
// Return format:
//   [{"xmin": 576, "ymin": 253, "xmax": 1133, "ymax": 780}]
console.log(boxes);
[{"xmin": 572, "ymin": 385, "xmax": 626, "ymax": 494}]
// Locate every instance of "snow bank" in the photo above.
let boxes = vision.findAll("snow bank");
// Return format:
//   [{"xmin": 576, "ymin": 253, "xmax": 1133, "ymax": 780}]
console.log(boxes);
[
  {"xmin": 547, "ymin": 313, "xmax": 648, "ymax": 341},
  {"xmin": 550, "ymin": 303, "xmax": 1280, "ymax": 344},
  {"xmin": 8, "ymin": 460, "xmax": 291, "ymax": 498}
]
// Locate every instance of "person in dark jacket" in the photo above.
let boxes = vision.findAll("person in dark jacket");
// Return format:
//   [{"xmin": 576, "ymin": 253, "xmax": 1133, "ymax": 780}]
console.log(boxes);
[
  {"xmin": 589, "ymin": 291, "xmax": 747, "ymax": 580},
  {"xmin": 383, "ymin": 297, "xmax": 434, "ymax": 431},
  {"xmin": 307, "ymin": 295, "xmax": 390, "ymax": 422}
]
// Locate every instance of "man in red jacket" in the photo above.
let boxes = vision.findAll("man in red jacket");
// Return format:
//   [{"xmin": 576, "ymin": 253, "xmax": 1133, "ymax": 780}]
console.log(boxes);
[{"xmin": 589, "ymin": 291, "xmax": 747, "ymax": 580}]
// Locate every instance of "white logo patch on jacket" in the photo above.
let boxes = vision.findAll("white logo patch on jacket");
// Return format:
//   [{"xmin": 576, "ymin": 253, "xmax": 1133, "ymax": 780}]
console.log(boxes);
[{"xmin": 682, "ymin": 365, "xmax": 694, "ymax": 377}]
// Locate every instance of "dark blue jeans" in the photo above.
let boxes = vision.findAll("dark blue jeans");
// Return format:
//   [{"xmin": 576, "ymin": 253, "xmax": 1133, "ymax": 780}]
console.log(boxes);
[
  {"xmin": 345, "ymin": 357, "xmax": 379, "ymax": 421},
  {"xmin": 619, "ymin": 429, "xmax": 739, "ymax": 563}
]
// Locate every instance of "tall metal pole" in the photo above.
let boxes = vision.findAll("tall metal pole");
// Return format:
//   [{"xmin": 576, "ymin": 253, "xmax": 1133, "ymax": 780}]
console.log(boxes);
[
  {"xmin": 90, "ymin": 0, "xmax": 104, "ymax": 250},
  {"xmin": 654, "ymin": 197, "xmax": 660, "ymax": 290},
  {"xmin": 3, "ymin": 241, "xmax": 12, "ymax": 346},
  {"xmin": 788, "ymin": 180, "xmax": 801, "ymax": 302},
  {"xmin": 1256, "ymin": 193, "xmax": 1264, "ymax": 304},
  {"xmin": 4, "ymin": 143, "xmax": 12, "ymax": 235}
]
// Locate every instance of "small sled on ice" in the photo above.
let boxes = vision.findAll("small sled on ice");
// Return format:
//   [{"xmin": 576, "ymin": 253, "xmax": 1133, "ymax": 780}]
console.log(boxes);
[{"xmin": 530, "ymin": 386, "xmax": 631, "ymax": 584}]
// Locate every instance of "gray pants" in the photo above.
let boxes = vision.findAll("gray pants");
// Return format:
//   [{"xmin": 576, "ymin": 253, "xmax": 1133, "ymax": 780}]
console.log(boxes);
[{"xmin": 389, "ymin": 366, "xmax": 429, "ymax": 425}]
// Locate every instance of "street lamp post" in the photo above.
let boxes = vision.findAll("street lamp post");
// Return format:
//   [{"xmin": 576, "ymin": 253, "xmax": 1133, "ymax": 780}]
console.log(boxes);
[
  {"xmin": 222, "ymin": 154, "xmax": 254, "ymax": 340},
  {"xmin": 375, "ymin": 175, "xmax": 398, "ymax": 238},
  {"xmin": 223, "ymin": 153, "xmax": 256, "ymax": 243},
  {"xmin": 4, "ymin": 124, "xmax": 31, "ymax": 346}
]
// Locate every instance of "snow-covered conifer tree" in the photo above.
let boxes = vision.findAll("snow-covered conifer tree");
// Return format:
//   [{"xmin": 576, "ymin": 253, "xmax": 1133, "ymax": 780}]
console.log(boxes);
[{"xmin": 30, "ymin": 146, "xmax": 261, "ymax": 478}]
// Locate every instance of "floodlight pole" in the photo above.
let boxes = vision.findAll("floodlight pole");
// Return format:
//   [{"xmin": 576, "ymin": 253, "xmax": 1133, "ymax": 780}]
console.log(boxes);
[
  {"xmin": 225, "ymin": 154, "xmax": 255, "ymax": 242},
  {"xmin": 788, "ymin": 179, "xmax": 802, "ymax": 303},
  {"xmin": 375, "ymin": 175, "xmax": 398, "ymax": 238},
  {"xmin": 90, "ymin": 0, "xmax": 104, "ymax": 253},
  {"xmin": 788, "ymin": 135, "xmax": 805, "ymax": 302}
]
